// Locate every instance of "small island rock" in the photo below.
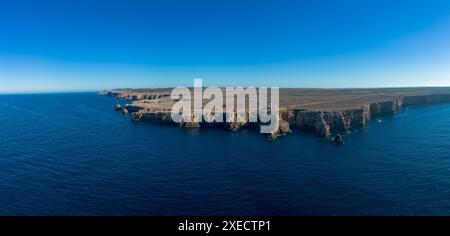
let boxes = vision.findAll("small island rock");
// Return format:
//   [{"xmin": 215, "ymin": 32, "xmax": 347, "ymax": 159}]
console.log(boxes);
[
  {"xmin": 332, "ymin": 134, "xmax": 344, "ymax": 145},
  {"xmin": 114, "ymin": 104, "xmax": 122, "ymax": 111}
]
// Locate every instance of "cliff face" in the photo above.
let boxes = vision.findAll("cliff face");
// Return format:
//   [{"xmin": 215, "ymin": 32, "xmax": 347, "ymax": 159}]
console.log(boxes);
[
  {"xmin": 132, "ymin": 110, "xmax": 173, "ymax": 124},
  {"xmin": 105, "ymin": 89, "xmax": 450, "ymax": 141},
  {"xmin": 125, "ymin": 97, "xmax": 401, "ymax": 139},
  {"xmin": 402, "ymin": 94, "xmax": 450, "ymax": 106},
  {"xmin": 290, "ymin": 105, "xmax": 373, "ymax": 137},
  {"xmin": 101, "ymin": 89, "xmax": 171, "ymax": 101},
  {"xmin": 274, "ymin": 94, "xmax": 450, "ymax": 139}
]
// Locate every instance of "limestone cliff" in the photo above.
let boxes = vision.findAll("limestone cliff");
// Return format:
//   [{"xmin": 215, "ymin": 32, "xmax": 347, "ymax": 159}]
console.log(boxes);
[
  {"xmin": 275, "ymin": 94, "xmax": 450, "ymax": 139},
  {"xmin": 104, "ymin": 88, "xmax": 450, "ymax": 141}
]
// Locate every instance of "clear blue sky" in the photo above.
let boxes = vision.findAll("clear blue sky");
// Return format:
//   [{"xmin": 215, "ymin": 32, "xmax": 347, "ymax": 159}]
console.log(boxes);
[{"xmin": 1, "ymin": 0, "xmax": 450, "ymax": 93}]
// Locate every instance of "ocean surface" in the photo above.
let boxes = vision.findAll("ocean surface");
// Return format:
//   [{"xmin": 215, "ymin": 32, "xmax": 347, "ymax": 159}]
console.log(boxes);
[{"xmin": 1, "ymin": 92, "xmax": 450, "ymax": 216}]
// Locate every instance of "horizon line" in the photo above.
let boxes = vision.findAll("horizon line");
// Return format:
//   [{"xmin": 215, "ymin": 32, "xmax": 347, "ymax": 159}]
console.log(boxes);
[{"xmin": 2, "ymin": 85, "xmax": 450, "ymax": 95}]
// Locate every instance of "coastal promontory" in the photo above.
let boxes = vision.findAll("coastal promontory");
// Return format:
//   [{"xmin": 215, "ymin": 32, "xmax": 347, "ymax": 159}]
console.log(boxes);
[{"xmin": 101, "ymin": 87, "xmax": 450, "ymax": 140}]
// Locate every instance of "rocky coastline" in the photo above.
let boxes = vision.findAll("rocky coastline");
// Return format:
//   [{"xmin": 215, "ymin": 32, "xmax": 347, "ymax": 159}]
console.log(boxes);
[{"xmin": 101, "ymin": 88, "xmax": 450, "ymax": 141}]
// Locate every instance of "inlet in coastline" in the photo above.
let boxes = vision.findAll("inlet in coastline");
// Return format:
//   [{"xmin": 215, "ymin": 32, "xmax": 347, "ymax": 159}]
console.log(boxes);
[{"xmin": 170, "ymin": 79, "xmax": 280, "ymax": 133}]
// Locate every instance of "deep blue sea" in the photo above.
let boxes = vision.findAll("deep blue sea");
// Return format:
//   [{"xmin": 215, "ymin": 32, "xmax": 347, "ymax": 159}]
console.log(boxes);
[{"xmin": 1, "ymin": 93, "xmax": 450, "ymax": 215}]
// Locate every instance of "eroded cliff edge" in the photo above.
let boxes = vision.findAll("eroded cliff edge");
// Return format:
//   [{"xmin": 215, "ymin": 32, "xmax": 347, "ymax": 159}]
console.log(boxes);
[{"xmin": 101, "ymin": 88, "xmax": 450, "ymax": 140}]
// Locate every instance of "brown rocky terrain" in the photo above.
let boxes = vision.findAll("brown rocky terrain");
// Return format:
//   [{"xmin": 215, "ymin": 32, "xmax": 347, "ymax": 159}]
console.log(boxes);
[{"xmin": 101, "ymin": 87, "xmax": 450, "ymax": 141}]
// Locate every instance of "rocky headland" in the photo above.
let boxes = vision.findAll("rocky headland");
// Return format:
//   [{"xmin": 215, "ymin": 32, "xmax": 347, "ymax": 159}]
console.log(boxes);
[{"xmin": 101, "ymin": 87, "xmax": 450, "ymax": 141}]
